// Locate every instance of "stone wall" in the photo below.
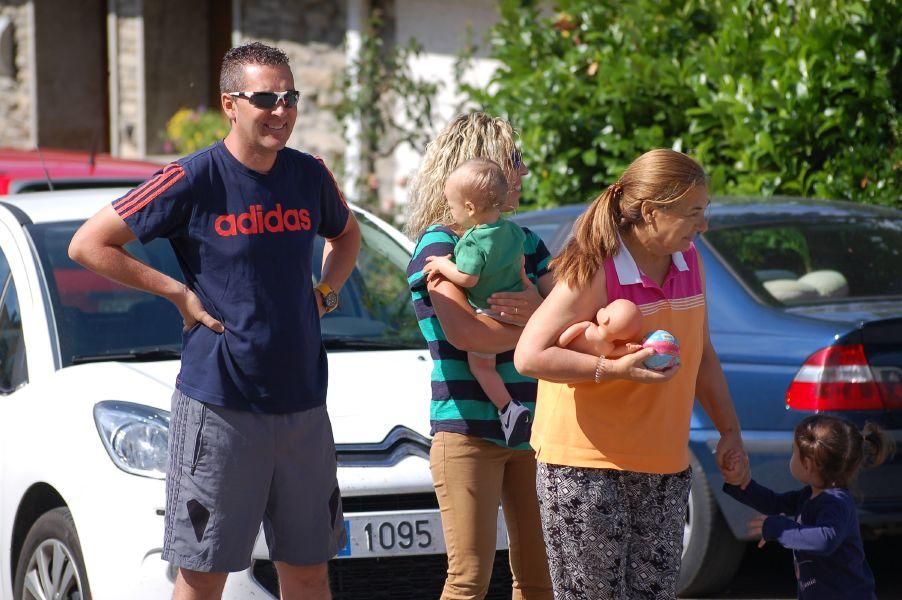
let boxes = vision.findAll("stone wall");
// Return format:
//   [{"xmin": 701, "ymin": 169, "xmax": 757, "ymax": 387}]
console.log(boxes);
[
  {"xmin": 111, "ymin": 0, "xmax": 143, "ymax": 158},
  {"xmin": 238, "ymin": 0, "xmax": 347, "ymax": 167},
  {"xmin": 0, "ymin": 0, "xmax": 32, "ymax": 148}
]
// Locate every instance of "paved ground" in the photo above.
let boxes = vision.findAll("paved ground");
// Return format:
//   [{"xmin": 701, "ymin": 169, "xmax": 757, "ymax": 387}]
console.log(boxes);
[{"xmin": 688, "ymin": 536, "xmax": 902, "ymax": 599}]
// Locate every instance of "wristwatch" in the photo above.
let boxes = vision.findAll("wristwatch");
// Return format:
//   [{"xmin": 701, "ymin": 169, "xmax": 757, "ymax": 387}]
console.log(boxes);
[{"xmin": 315, "ymin": 282, "xmax": 339, "ymax": 313}]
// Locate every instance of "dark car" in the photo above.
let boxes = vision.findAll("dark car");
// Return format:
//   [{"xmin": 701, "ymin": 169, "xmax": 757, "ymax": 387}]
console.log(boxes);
[
  {"xmin": 513, "ymin": 197, "xmax": 902, "ymax": 596},
  {"xmin": 0, "ymin": 148, "xmax": 163, "ymax": 194}
]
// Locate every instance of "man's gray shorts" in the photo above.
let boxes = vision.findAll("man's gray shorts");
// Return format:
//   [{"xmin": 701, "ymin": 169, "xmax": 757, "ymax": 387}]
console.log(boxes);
[{"xmin": 162, "ymin": 391, "xmax": 347, "ymax": 572}]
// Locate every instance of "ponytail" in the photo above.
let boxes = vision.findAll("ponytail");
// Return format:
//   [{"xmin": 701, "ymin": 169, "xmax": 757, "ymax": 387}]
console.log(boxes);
[{"xmin": 550, "ymin": 184, "xmax": 623, "ymax": 290}]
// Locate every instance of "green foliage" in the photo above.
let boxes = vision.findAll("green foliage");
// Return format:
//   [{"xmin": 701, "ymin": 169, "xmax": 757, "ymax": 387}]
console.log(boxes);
[
  {"xmin": 164, "ymin": 107, "xmax": 229, "ymax": 154},
  {"xmin": 714, "ymin": 226, "xmax": 812, "ymax": 272},
  {"xmin": 461, "ymin": 0, "xmax": 900, "ymax": 208},
  {"xmin": 337, "ymin": 9, "xmax": 438, "ymax": 216}
]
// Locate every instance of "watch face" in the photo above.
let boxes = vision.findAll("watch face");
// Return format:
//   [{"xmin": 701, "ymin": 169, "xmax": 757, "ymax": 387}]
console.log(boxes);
[{"xmin": 323, "ymin": 292, "xmax": 338, "ymax": 308}]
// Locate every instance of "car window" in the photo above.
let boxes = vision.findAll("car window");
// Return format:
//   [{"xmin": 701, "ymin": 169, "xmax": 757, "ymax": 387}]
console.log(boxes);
[
  {"xmin": 26, "ymin": 222, "xmax": 184, "ymax": 365},
  {"xmin": 27, "ymin": 213, "xmax": 423, "ymax": 366},
  {"xmin": 704, "ymin": 217, "xmax": 902, "ymax": 305},
  {"xmin": 0, "ymin": 250, "xmax": 27, "ymax": 392},
  {"xmin": 313, "ymin": 212, "xmax": 425, "ymax": 350}
]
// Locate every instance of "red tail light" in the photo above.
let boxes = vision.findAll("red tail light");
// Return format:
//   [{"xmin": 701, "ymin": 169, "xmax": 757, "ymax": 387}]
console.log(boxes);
[{"xmin": 785, "ymin": 344, "xmax": 885, "ymax": 411}]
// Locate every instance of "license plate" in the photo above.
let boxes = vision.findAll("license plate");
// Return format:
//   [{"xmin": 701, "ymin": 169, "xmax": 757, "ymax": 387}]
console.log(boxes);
[{"xmin": 336, "ymin": 509, "xmax": 507, "ymax": 558}]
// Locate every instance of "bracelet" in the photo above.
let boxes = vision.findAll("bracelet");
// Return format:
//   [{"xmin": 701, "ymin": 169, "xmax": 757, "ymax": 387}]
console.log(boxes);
[{"xmin": 594, "ymin": 355, "xmax": 607, "ymax": 383}]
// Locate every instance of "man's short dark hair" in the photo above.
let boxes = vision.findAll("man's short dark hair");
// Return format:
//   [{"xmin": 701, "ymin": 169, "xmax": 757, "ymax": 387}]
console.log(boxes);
[{"xmin": 220, "ymin": 42, "xmax": 290, "ymax": 93}]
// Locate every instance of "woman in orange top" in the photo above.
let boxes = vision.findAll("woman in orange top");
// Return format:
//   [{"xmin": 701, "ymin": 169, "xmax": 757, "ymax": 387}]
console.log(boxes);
[{"xmin": 514, "ymin": 149, "xmax": 749, "ymax": 599}]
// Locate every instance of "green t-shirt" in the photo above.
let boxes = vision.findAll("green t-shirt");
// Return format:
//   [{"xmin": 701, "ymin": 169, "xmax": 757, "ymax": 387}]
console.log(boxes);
[{"xmin": 454, "ymin": 218, "xmax": 526, "ymax": 309}]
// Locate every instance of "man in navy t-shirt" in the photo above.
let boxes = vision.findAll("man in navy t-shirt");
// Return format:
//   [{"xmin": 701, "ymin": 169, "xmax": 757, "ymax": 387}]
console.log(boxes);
[{"xmin": 69, "ymin": 42, "xmax": 361, "ymax": 599}]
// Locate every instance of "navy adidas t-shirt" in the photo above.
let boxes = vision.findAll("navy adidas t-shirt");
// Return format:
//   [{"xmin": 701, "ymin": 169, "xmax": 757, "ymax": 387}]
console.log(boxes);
[{"xmin": 113, "ymin": 141, "xmax": 349, "ymax": 413}]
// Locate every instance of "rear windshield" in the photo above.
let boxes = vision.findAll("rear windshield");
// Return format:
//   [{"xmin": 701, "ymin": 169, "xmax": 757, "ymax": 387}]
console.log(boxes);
[{"xmin": 704, "ymin": 217, "xmax": 902, "ymax": 306}]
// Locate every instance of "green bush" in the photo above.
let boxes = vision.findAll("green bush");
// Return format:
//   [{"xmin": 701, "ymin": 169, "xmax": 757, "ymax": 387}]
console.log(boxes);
[
  {"xmin": 462, "ymin": 0, "xmax": 900, "ymax": 208},
  {"xmin": 164, "ymin": 107, "xmax": 229, "ymax": 154}
]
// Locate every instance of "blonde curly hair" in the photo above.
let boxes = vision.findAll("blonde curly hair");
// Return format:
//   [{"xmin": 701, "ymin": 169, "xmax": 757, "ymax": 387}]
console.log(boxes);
[{"xmin": 404, "ymin": 113, "xmax": 521, "ymax": 240}]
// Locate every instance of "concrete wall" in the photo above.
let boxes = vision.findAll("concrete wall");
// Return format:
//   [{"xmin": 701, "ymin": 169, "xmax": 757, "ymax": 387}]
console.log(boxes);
[
  {"xmin": 0, "ymin": 0, "xmax": 32, "ymax": 148},
  {"xmin": 143, "ymin": 0, "xmax": 211, "ymax": 154},
  {"xmin": 391, "ymin": 0, "xmax": 500, "ymax": 212}
]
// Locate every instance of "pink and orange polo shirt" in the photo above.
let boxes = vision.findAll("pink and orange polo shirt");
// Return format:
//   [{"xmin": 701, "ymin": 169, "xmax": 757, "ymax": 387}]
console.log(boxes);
[{"xmin": 531, "ymin": 241, "xmax": 706, "ymax": 474}]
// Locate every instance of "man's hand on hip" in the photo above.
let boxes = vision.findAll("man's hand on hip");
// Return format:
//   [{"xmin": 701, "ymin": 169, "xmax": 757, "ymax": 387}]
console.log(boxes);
[{"xmin": 172, "ymin": 285, "xmax": 224, "ymax": 333}]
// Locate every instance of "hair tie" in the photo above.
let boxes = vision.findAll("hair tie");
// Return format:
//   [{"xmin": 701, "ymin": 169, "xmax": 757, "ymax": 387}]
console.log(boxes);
[{"xmin": 610, "ymin": 182, "xmax": 624, "ymax": 196}]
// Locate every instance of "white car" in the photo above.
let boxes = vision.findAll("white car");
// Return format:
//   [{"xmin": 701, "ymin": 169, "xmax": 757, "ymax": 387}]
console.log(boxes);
[{"xmin": 0, "ymin": 188, "xmax": 507, "ymax": 600}]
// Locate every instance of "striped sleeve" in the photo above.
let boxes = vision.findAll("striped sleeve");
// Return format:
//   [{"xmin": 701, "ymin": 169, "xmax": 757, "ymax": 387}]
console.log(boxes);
[
  {"xmin": 522, "ymin": 226, "xmax": 551, "ymax": 283},
  {"xmin": 407, "ymin": 225, "xmax": 457, "ymax": 293},
  {"xmin": 112, "ymin": 162, "xmax": 191, "ymax": 242}
]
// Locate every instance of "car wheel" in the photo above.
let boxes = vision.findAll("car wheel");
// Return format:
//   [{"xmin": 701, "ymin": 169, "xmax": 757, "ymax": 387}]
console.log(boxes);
[
  {"xmin": 678, "ymin": 453, "xmax": 745, "ymax": 597},
  {"xmin": 13, "ymin": 507, "xmax": 92, "ymax": 600}
]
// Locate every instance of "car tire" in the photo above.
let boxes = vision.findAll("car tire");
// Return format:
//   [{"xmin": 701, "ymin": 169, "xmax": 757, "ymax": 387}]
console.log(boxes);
[
  {"xmin": 13, "ymin": 507, "xmax": 92, "ymax": 600},
  {"xmin": 678, "ymin": 453, "xmax": 745, "ymax": 597}
]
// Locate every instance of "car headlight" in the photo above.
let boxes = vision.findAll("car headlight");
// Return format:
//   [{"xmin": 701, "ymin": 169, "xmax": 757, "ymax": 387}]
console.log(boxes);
[{"xmin": 93, "ymin": 401, "xmax": 170, "ymax": 479}]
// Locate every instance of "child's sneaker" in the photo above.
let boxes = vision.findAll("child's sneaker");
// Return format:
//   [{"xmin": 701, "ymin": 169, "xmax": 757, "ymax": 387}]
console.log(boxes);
[{"xmin": 499, "ymin": 399, "xmax": 532, "ymax": 446}]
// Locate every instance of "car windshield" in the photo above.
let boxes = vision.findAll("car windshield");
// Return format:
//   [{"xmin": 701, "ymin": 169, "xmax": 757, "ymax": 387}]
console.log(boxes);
[
  {"xmin": 704, "ymin": 216, "xmax": 902, "ymax": 306},
  {"xmin": 26, "ymin": 212, "xmax": 423, "ymax": 367}
]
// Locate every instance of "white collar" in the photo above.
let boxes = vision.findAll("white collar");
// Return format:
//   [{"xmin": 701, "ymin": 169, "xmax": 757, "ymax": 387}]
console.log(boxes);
[{"xmin": 613, "ymin": 234, "xmax": 688, "ymax": 285}]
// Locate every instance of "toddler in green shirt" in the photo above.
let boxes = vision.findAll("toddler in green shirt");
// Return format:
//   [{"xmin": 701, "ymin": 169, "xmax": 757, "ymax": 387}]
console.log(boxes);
[{"xmin": 424, "ymin": 158, "xmax": 531, "ymax": 445}]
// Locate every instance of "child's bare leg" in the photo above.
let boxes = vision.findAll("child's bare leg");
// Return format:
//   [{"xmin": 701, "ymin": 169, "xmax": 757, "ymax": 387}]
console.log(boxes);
[
  {"xmin": 468, "ymin": 352, "xmax": 532, "ymax": 446},
  {"xmin": 468, "ymin": 352, "xmax": 511, "ymax": 410}
]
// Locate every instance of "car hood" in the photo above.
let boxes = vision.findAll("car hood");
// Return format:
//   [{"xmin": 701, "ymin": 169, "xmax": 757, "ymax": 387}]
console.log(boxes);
[{"xmin": 60, "ymin": 349, "xmax": 434, "ymax": 444}]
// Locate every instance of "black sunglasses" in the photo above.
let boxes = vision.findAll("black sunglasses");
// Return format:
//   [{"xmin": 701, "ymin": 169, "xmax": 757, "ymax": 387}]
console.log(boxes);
[
  {"xmin": 512, "ymin": 149, "xmax": 523, "ymax": 169},
  {"xmin": 228, "ymin": 90, "xmax": 301, "ymax": 109}
]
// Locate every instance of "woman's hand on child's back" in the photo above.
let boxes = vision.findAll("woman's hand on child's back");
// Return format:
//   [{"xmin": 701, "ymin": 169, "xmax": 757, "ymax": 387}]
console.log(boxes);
[{"xmin": 488, "ymin": 267, "xmax": 542, "ymax": 326}]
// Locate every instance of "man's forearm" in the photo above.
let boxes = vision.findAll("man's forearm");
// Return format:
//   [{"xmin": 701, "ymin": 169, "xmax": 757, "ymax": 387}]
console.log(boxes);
[
  {"xmin": 71, "ymin": 240, "xmax": 184, "ymax": 302},
  {"xmin": 320, "ymin": 215, "xmax": 361, "ymax": 292}
]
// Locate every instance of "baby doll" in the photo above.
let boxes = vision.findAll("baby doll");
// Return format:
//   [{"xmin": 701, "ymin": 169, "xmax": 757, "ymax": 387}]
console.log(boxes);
[{"xmin": 557, "ymin": 298, "xmax": 642, "ymax": 357}]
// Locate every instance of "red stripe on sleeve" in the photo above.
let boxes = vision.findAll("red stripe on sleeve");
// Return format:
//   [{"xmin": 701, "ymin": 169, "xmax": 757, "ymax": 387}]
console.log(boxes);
[
  {"xmin": 114, "ymin": 165, "xmax": 185, "ymax": 217},
  {"xmin": 117, "ymin": 167, "xmax": 186, "ymax": 220},
  {"xmin": 314, "ymin": 156, "xmax": 348, "ymax": 207}
]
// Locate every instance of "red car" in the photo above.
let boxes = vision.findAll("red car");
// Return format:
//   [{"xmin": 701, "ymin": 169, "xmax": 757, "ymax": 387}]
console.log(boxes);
[{"xmin": 0, "ymin": 148, "xmax": 162, "ymax": 194}]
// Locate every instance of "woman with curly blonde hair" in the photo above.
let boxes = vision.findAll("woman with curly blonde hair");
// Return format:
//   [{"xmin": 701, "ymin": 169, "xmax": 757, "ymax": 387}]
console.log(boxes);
[{"xmin": 406, "ymin": 112, "xmax": 553, "ymax": 600}]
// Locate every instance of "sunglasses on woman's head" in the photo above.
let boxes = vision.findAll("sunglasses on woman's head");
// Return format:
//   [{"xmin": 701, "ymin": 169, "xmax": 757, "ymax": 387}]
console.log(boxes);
[
  {"xmin": 512, "ymin": 149, "xmax": 523, "ymax": 169},
  {"xmin": 228, "ymin": 90, "xmax": 301, "ymax": 109}
]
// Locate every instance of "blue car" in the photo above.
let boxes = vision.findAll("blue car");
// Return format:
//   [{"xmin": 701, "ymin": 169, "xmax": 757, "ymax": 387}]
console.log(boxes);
[{"xmin": 512, "ymin": 196, "xmax": 902, "ymax": 596}]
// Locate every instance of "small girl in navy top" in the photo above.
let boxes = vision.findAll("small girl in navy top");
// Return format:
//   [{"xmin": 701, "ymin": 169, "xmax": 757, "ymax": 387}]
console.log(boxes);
[{"xmin": 723, "ymin": 414, "xmax": 893, "ymax": 599}]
